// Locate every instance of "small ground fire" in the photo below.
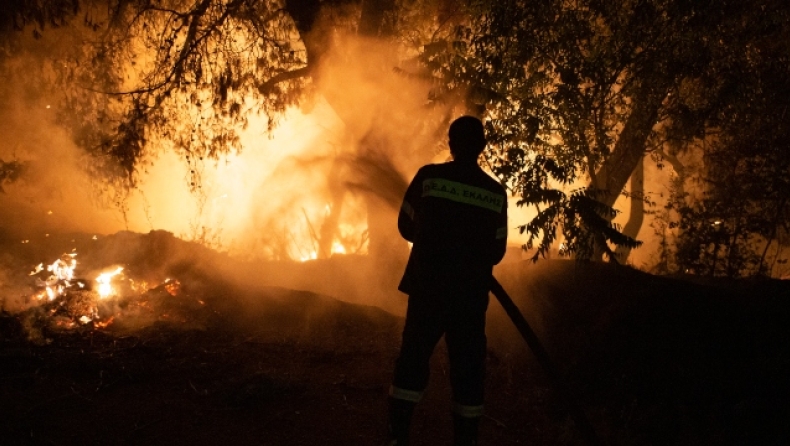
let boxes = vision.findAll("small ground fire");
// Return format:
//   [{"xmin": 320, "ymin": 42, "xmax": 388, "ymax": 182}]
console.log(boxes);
[{"xmin": 23, "ymin": 249, "xmax": 186, "ymax": 331}]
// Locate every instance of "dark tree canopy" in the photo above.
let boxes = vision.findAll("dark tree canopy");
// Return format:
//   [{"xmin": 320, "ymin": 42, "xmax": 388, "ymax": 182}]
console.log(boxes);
[
  {"xmin": 0, "ymin": 0, "xmax": 80, "ymax": 37},
  {"xmin": 3, "ymin": 0, "xmax": 790, "ymax": 271},
  {"xmin": 55, "ymin": 0, "xmax": 312, "ymax": 192},
  {"xmin": 403, "ymin": 0, "xmax": 790, "ymax": 262},
  {"xmin": 668, "ymin": 24, "xmax": 790, "ymax": 276}
]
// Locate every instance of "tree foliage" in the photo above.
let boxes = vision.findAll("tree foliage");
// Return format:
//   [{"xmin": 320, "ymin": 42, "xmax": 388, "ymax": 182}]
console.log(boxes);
[
  {"xmin": 52, "ymin": 0, "xmax": 312, "ymax": 192},
  {"xmin": 667, "ymin": 32, "xmax": 790, "ymax": 277},
  {"xmin": 401, "ymin": 0, "xmax": 790, "ymax": 261},
  {"xmin": 636, "ymin": 0, "xmax": 790, "ymax": 277},
  {"xmin": 4, "ymin": 0, "xmax": 790, "ymax": 270},
  {"xmin": 670, "ymin": 139, "xmax": 790, "ymax": 277},
  {"xmin": 0, "ymin": 0, "xmax": 80, "ymax": 37}
]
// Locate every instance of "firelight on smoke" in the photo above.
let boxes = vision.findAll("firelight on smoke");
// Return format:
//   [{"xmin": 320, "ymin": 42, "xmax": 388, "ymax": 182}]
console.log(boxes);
[
  {"xmin": 331, "ymin": 241, "xmax": 347, "ymax": 255},
  {"xmin": 114, "ymin": 102, "xmax": 373, "ymax": 262}
]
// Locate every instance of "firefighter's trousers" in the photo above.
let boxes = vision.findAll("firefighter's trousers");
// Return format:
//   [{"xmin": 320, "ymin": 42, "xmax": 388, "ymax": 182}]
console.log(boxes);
[{"xmin": 391, "ymin": 289, "xmax": 489, "ymax": 416}]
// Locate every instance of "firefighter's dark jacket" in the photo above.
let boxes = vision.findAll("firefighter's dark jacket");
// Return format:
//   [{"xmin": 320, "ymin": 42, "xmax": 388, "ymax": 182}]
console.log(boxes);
[{"xmin": 398, "ymin": 160, "xmax": 508, "ymax": 296}]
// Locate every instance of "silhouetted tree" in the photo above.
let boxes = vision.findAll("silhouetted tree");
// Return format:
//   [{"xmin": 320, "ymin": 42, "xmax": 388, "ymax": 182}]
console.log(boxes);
[
  {"xmin": 5, "ymin": 0, "xmax": 790, "ymax": 269},
  {"xmin": 407, "ymin": 0, "xmax": 790, "ymax": 261},
  {"xmin": 671, "ymin": 62, "xmax": 790, "ymax": 276}
]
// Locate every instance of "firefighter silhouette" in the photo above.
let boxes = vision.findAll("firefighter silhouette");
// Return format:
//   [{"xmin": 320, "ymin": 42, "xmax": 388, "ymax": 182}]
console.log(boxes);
[{"xmin": 387, "ymin": 116, "xmax": 508, "ymax": 446}]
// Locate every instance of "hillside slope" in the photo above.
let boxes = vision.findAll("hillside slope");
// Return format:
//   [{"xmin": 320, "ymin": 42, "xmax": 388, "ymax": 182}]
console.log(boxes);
[{"xmin": 1, "ymin": 231, "xmax": 788, "ymax": 445}]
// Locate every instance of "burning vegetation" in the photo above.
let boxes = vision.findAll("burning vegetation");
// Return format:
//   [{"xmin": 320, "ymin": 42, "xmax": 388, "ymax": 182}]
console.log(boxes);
[
  {"xmin": 10, "ymin": 237, "xmax": 201, "ymax": 341},
  {"xmin": 1, "ymin": 229, "xmax": 403, "ymax": 343},
  {"xmin": 25, "ymin": 251, "xmax": 185, "ymax": 333},
  {"xmin": 1, "ymin": 0, "xmax": 790, "ymax": 444},
  {"xmin": 1, "ymin": 231, "xmax": 790, "ymax": 445}
]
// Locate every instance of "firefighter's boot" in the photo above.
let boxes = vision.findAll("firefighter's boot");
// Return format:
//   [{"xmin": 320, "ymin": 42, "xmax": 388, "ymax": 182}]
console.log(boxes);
[
  {"xmin": 386, "ymin": 396, "xmax": 415, "ymax": 445},
  {"xmin": 452, "ymin": 413, "xmax": 480, "ymax": 446}
]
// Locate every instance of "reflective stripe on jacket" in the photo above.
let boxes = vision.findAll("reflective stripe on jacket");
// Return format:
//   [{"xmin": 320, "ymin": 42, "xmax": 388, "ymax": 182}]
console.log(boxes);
[{"xmin": 397, "ymin": 161, "xmax": 507, "ymax": 295}]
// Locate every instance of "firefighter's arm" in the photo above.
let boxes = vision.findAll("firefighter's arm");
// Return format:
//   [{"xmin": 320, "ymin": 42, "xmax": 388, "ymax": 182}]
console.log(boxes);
[
  {"xmin": 491, "ymin": 197, "xmax": 508, "ymax": 265},
  {"xmin": 397, "ymin": 169, "xmax": 422, "ymax": 242}
]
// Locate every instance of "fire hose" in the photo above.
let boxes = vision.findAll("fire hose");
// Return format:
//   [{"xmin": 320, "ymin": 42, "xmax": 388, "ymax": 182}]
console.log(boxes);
[{"xmin": 490, "ymin": 277, "xmax": 602, "ymax": 446}]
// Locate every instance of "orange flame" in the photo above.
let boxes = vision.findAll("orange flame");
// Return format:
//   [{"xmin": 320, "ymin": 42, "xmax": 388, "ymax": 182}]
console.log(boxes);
[{"xmin": 96, "ymin": 267, "xmax": 124, "ymax": 299}]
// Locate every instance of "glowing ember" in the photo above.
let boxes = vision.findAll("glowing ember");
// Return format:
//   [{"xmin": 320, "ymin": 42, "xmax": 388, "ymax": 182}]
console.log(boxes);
[
  {"xmin": 94, "ymin": 317, "xmax": 114, "ymax": 329},
  {"xmin": 96, "ymin": 267, "xmax": 124, "ymax": 299},
  {"xmin": 48, "ymin": 253, "xmax": 76, "ymax": 282},
  {"xmin": 23, "ymin": 250, "xmax": 196, "ymax": 331},
  {"xmin": 164, "ymin": 279, "xmax": 181, "ymax": 296},
  {"xmin": 33, "ymin": 253, "xmax": 78, "ymax": 301}
]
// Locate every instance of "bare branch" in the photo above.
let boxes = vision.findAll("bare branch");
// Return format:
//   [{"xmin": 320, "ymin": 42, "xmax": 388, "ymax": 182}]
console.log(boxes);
[{"xmin": 256, "ymin": 66, "xmax": 311, "ymax": 94}]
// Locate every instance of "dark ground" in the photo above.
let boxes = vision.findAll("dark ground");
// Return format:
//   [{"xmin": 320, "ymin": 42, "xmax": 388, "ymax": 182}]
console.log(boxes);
[{"xmin": 1, "ymin": 231, "xmax": 789, "ymax": 445}]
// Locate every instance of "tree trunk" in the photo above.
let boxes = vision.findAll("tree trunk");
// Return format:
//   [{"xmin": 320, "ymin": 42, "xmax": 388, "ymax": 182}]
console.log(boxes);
[
  {"xmin": 593, "ymin": 82, "xmax": 668, "ymax": 208},
  {"xmin": 658, "ymin": 149, "xmax": 687, "ymax": 272},
  {"xmin": 614, "ymin": 156, "xmax": 644, "ymax": 263},
  {"xmin": 591, "ymin": 80, "xmax": 668, "ymax": 260}
]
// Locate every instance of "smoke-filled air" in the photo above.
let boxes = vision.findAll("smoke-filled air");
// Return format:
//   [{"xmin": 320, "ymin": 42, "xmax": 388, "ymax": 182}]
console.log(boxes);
[
  {"xmin": 2, "ymin": 2, "xmax": 790, "ymax": 446},
  {"xmin": 0, "ymin": 0, "xmax": 746, "ymax": 327},
  {"xmin": 0, "ymin": 4, "xmax": 479, "ymax": 327},
  {"xmin": 1, "ymin": 34, "xmax": 415, "ymax": 255}
]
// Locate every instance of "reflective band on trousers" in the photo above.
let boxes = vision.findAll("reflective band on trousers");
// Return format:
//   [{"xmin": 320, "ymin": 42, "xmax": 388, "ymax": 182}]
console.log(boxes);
[
  {"xmin": 390, "ymin": 385, "xmax": 423, "ymax": 403},
  {"xmin": 453, "ymin": 402, "xmax": 484, "ymax": 418},
  {"xmin": 422, "ymin": 178, "xmax": 505, "ymax": 213}
]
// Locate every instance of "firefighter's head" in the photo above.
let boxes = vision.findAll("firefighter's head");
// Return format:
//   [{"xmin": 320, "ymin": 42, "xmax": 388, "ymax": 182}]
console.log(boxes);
[{"xmin": 449, "ymin": 116, "xmax": 486, "ymax": 163}]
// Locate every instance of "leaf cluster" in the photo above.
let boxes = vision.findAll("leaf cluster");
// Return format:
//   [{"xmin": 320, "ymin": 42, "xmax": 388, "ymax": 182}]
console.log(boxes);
[
  {"xmin": 654, "ymin": 0, "xmax": 790, "ymax": 277},
  {"xmin": 46, "ymin": 0, "xmax": 312, "ymax": 190},
  {"xmin": 668, "ymin": 104, "xmax": 790, "ymax": 277},
  {"xmin": 514, "ymin": 155, "xmax": 640, "ymax": 262},
  {"xmin": 399, "ymin": 0, "xmax": 790, "ymax": 261}
]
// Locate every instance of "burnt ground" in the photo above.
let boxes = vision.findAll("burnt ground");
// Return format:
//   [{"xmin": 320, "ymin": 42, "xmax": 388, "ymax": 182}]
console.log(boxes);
[{"xmin": 1, "ymin": 230, "xmax": 790, "ymax": 446}]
